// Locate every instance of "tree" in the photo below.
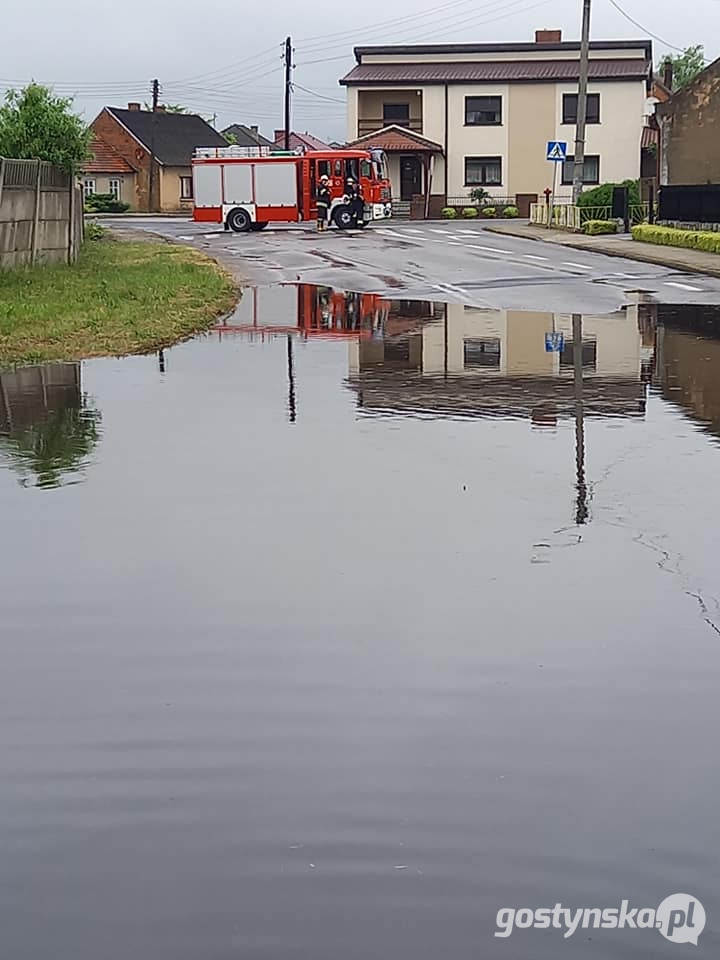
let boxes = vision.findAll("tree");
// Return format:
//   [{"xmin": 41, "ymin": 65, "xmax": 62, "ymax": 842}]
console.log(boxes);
[
  {"xmin": 659, "ymin": 45, "xmax": 705, "ymax": 91},
  {"xmin": 0, "ymin": 83, "xmax": 90, "ymax": 173}
]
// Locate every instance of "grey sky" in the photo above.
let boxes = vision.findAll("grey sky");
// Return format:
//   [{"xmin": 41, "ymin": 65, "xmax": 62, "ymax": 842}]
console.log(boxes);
[{"xmin": 2, "ymin": 0, "xmax": 718, "ymax": 141}]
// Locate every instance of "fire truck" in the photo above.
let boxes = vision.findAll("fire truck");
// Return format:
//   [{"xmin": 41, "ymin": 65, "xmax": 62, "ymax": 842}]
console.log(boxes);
[{"xmin": 192, "ymin": 146, "xmax": 392, "ymax": 232}]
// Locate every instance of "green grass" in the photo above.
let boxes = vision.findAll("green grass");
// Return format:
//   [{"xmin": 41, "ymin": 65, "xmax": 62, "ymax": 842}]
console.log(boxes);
[{"xmin": 0, "ymin": 237, "xmax": 237, "ymax": 365}]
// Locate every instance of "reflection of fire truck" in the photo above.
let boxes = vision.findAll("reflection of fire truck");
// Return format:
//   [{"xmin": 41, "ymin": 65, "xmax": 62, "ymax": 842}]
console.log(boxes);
[
  {"xmin": 193, "ymin": 147, "xmax": 392, "ymax": 232},
  {"xmin": 214, "ymin": 285, "xmax": 391, "ymax": 339}
]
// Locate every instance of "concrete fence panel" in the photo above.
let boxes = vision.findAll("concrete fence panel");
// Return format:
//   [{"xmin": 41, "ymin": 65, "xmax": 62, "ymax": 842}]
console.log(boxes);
[{"xmin": 0, "ymin": 158, "xmax": 83, "ymax": 270}]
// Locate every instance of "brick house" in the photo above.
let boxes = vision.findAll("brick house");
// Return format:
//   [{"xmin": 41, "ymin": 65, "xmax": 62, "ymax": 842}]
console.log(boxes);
[
  {"xmin": 90, "ymin": 103, "xmax": 227, "ymax": 212},
  {"xmin": 272, "ymin": 130, "xmax": 334, "ymax": 152},
  {"xmin": 81, "ymin": 135, "xmax": 138, "ymax": 207},
  {"xmin": 656, "ymin": 56, "xmax": 720, "ymax": 186}
]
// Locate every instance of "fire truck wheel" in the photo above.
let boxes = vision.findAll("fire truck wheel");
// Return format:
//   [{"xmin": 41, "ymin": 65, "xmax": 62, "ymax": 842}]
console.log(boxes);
[
  {"xmin": 249, "ymin": 222, "xmax": 269, "ymax": 231},
  {"xmin": 333, "ymin": 206, "xmax": 354, "ymax": 230},
  {"xmin": 227, "ymin": 208, "xmax": 252, "ymax": 233}
]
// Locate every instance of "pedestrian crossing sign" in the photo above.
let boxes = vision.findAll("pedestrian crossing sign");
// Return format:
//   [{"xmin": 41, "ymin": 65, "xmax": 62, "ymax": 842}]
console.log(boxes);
[{"xmin": 546, "ymin": 141, "xmax": 568, "ymax": 162}]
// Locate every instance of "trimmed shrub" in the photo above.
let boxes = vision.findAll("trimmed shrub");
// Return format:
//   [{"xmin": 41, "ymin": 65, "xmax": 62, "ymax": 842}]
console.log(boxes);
[
  {"xmin": 481, "ymin": 206, "xmax": 496, "ymax": 218},
  {"xmin": 577, "ymin": 180, "xmax": 640, "ymax": 209},
  {"xmin": 441, "ymin": 207, "xmax": 458, "ymax": 219},
  {"xmin": 462, "ymin": 206, "xmax": 478, "ymax": 218},
  {"xmin": 84, "ymin": 193, "xmax": 130, "ymax": 214},
  {"xmin": 582, "ymin": 219, "xmax": 617, "ymax": 235},
  {"xmin": 632, "ymin": 224, "xmax": 720, "ymax": 254},
  {"xmin": 502, "ymin": 205, "xmax": 519, "ymax": 218}
]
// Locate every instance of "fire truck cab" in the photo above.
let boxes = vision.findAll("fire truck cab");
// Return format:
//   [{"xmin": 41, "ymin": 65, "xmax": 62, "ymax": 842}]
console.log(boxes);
[{"xmin": 192, "ymin": 147, "xmax": 392, "ymax": 232}]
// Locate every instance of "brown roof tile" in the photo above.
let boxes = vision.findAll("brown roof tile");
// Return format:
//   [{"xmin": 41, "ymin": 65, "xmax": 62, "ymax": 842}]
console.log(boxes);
[
  {"xmin": 341, "ymin": 58, "xmax": 649, "ymax": 85},
  {"xmin": 84, "ymin": 135, "xmax": 135, "ymax": 174},
  {"xmin": 349, "ymin": 125, "xmax": 443, "ymax": 153}
]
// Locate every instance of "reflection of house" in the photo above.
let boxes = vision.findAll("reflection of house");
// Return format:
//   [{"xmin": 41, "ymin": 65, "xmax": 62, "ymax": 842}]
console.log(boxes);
[
  {"xmin": 341, "ymin": 30, "xmax": 652, "ymax": 209},
  {"xmin": 654, "ymin": 305, "xmax": 720, "ymax": 438},
  {"xmin": 90, "ymin": 104, "xmax": 227, "ymax": 212},
  {"xmin": 347, "ymin": 306, "xmax": 648, "ymax": 420}
]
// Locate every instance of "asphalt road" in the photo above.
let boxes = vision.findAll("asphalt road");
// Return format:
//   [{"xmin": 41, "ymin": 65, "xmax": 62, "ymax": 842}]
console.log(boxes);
[{"xmin": 108, "ymin": 217, "xmax": 720, "ymax": 313}]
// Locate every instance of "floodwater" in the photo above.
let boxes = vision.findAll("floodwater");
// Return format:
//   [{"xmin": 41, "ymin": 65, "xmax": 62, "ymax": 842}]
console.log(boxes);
[{"xmin": 2, "ymin": 286, "xmax": 720, "ymax": 959}]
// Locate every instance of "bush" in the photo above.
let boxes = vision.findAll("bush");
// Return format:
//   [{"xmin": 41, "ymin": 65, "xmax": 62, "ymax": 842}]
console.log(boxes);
[
  {"xmin": 481, "ymin": 206, "xmax": 496, "ymax": 218},
  {"xmin": 84, "ymin": 221, "xmax": 107, "ymax": 241},
  {"xmin": 582, "ymin": 219, "xmax": 618, "ymax": 235},
  {"xmin": 577, "ymin": 179, "xmax": 640, "ymax": 209},
  {"xmin": 84, "ymin": 193, "xmax": 130, "ymax": 214},
  {"xmin": 502, "ymin": 205, "xmax": 519, "ymax": 218},
  {"xmin": 632, "ymin": 223, "xmax": 720, "ymax": 254},
  {"xmin": 441, "ymin": 207, "xmax": 457, "ymax": 219},
  {"xmin": 469, "ymin": 187, "xmax": 489, "ymax": 205},
  {"xmin": 462, "ymin": 206, "xmax": 478, "ymax": 218}
]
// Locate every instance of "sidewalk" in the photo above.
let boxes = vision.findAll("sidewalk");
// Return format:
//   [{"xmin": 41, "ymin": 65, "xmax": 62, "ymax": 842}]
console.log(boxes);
[{"xmin": 485, "ymin": 222, "xmax": 720, "ymax": 278}]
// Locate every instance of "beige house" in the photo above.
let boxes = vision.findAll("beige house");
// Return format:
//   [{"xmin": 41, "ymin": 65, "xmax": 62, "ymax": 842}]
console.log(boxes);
[{"xmin": 342, "ymin": 30, "xmax": 652, "ymax": 213}]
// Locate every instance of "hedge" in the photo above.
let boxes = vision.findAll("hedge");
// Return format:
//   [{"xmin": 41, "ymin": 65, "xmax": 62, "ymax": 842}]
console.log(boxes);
[
  {"xmin": 441, "ymin": 207, "xmax": 458, "ymax": 219},
  {"xmin": 577, "ymin": 179, "xmax": 640, "ymax": 208},
  {"xmin": 502, "ymin": 206, "xmax": 519, "ymax": 218},
  {"xmin": 462, "ymin": 206, "xmax": 478, "ymax": 218},
  {"xmin": 632, "ymin": 224, "xmax": 720, "ymax": 254},
  {"xmin": 481, "ymin": 206, "xmax": 496, "ymax": 217},
  {"xmin": 582, "ymin": 219, "xmax": 617, "ymax": 235}
]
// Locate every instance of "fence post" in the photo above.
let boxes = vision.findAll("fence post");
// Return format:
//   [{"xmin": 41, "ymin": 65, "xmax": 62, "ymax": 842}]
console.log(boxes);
[
  {"xmin": 30, "ymin": 159, "xmax": 42, "ymax": 265},
  {"xmin": 68, "ymin": 173, "xmax": 75, "ymax": 264},
  {"xmin": 0, "ymin": 158, "xmax": 6, "ymax": 210}
]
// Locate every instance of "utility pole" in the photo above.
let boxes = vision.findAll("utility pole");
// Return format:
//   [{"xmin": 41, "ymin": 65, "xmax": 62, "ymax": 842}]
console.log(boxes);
[
  {"xmin": 149, "ymin": 78, "xmax": 159, "ymax": 212},
  {"xmin": 284, "ymin": 36, "xmax": 292, "ymax": 151},
  {"xmin": 572, "ymin": 0, "xmax": 592, "ymax": 204}
]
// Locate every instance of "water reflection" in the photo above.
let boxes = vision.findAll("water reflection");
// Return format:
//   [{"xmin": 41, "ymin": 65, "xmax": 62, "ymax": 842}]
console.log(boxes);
[{"xmin": 0, "ymin": 363, "xmax": 101, "ymax": 488}]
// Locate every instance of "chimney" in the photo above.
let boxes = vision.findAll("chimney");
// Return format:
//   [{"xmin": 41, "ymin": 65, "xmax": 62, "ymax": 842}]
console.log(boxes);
[
  {"xmin": 250, "ymin": 125, "xmax": 258, "ymax": 135},
  {"xmin": 662, "ymin": 60, "xmax": 674, "ymax": 91},
  {"xmin": 535, "ymin": 29, "xmax": 562, "ymax": 43},
  {"xmin": 274, "ymin": 129, "xmax": 285, "ymax": 143},
  {"xmin": 128, "ymin": 102, "xmax": 141, "ymax": 111}
]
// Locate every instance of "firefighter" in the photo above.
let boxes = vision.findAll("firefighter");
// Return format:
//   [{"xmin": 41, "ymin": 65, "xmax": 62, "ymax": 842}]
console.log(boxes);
[
  {"xmin": 316, "ymin": 174, "xmax": 331, "ymax": 231},
  {"xmin": 345, "ymin": 177, "xmax": 365, "ymax": 227}
]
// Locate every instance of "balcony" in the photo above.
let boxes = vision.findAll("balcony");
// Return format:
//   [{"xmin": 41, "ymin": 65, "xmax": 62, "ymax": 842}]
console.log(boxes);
[{"xmin": 358, "ymin": 117, "xmax": 424, "ymax": 137}]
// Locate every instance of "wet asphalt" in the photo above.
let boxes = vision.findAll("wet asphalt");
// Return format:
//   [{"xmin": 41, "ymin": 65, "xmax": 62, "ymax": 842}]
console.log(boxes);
[{"xmin": 105, "ymin": 217, "xmax": 720, "ymax": 314}]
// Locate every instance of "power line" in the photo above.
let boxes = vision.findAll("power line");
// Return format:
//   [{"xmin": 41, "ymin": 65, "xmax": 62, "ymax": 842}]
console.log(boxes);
[
  {"xmin": 292, "ymin": 82, "xmax": 345, "ymax": 103},
  {"xmin": 299, "ymin": 0, "xmax": 475, "ymax": 47},
  {"xmin": 605, "ymin": 0, "xmax": 700, "ymax": 55}
]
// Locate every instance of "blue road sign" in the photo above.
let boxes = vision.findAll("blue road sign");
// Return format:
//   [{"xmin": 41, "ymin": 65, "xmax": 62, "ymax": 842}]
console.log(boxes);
[
  {"xmin": 546, "ymin": 141, "xmax": 568, "ymax": 162},
  {"xmin": 545, "ymin": 332, "xmax": 564, "ymax": 352}
]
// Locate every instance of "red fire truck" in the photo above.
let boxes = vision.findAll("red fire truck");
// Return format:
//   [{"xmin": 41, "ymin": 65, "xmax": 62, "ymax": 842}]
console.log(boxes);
[{"xmin": 192, "ymin": 146, "xmax": 392, "ymax": 232}]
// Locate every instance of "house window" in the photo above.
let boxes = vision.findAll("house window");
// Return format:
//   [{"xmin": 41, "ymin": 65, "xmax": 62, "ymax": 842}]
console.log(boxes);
[
  {"xmin": 562, "ymin": 93, "xmax": 600, "ymax": 124},
  {"xmin": 180, "ymin": 176, "xmax": 193, "ymax": 200},
  {"xmin": 464, "ymin": 338, "xmax": 501, "ymax": 368},
  {"xmin": 108, "ymin": 178, "xmax": 121, "ymax": 200},
  {"xmin": 383, "ymin": 103, "xmax": 410, "ymax": 126},
  {"xmin": 83, "ymin": 178, "xmax": 96, "ymax": 198},
  {"xmin": 561, "ymin": 154, "xmax": 600, "ymax": 185},
  {"xmin": 464, "ymin": 156, "xmax": 502, "ymax": 186},
  {"xmin": 465, "ymin": 96, "xmax": 502, "ymax": 125}
]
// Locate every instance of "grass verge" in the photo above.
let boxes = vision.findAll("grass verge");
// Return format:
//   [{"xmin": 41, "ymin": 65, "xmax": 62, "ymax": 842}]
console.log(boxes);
[{"xmin": 0, "ymin": 235, "xmax": 237, "ymax": 365}]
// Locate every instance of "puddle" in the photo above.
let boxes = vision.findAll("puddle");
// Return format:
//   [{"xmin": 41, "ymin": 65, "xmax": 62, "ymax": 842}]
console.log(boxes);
[{"xmin": 3, "ymin": 284, "xmax": 720, "ymax": 959}]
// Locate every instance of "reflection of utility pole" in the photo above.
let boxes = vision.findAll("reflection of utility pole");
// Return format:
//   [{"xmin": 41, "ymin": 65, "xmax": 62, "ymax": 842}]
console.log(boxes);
[
  {"xmin": 287, "ymin": 334, "xmax": 297, "ymax": 423},
  {"xmin": 158, "ymin": 349, "xmax": 165, "ymax": 373},
  {"xmin": 573, "ymin": 313, "xmax": 589, "ymax": 524}
]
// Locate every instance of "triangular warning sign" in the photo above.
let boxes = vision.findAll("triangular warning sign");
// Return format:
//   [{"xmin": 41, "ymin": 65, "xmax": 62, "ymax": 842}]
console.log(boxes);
[{"xmin": 547, "ymin": 143, "xmax": 566, "ymax": 160}]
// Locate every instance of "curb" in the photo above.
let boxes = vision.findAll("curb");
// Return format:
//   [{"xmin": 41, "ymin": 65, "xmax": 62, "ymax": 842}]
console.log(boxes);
[{"xmin": 483, "ymin": 225, "xmax": 720, "ymax": 279}]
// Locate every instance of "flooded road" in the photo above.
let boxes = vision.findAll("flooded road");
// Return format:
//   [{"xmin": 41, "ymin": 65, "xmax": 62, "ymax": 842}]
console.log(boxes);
[{"xmin": 2, "ymin": 287, "xmax": 720, "ymax": 958}]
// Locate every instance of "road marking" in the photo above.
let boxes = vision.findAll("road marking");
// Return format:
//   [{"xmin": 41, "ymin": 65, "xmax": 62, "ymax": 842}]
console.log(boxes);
[
  {"xmin": 404, "ymin": 227, "xmax": 423, "ymax": 232},
  {"xmin": 524, "ymin": 253, "xmax": 549, "ymax": 261},
  {"xmin": 562, "ymin": 261, "xmax": 593, "ymax": 270},
  {"xmin": 433, "ymin": 281, "xmax": 469, "ymax": 297},
  {"xmin": 177, "ymin": 235, "xmax": 195, "ymax": 241},
  {"xmin": 430, "ymin": 228, "xmax": 454, "ymax": 234},
  {"xmin": 665, "ymin": 280, "xmax": 702, "ymax": 291},
  {"xmin": 466, "ymin": 244, "xmax": 513, "ymax": 254}
]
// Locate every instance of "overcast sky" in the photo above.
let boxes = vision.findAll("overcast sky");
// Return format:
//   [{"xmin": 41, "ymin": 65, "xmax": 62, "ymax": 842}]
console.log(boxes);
[{"xmin": 2, "ymin": 0, "xmax": 718, "ymax": 141}]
